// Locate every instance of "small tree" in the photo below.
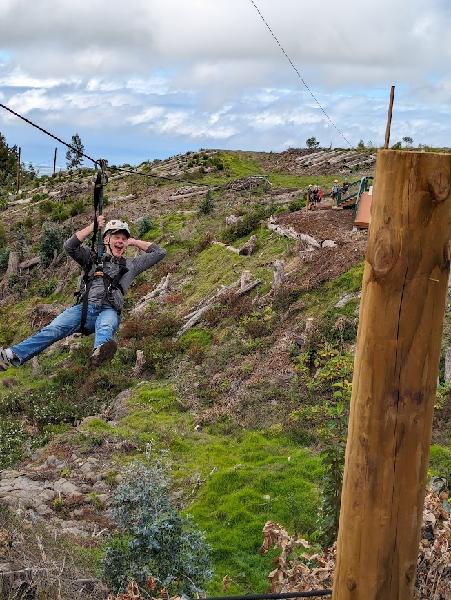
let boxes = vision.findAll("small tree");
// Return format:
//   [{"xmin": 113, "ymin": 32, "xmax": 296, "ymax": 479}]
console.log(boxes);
[
  {"xmin": 306, "ymin": 136, "xmax": 320, "ymax": 149},
  {"xmin": 65, "ymin": 133, "xmax": 84, "ymax": 171},
  {"xmin": 39, "ymin": 223, "xmax": 69, "ymax": 266},
  {"xmin": 357, "ymin": 139, "xmax": 366, "ymax": 150},
  {"xmin": 198, "ymin": 189, "xmax": 214, "ymax": 215},
  {"xmin": 101, "ymin": 461, "xmax": 212, "ymax": 597},
  {"xmin": 402, "ymin": 136, "xmax": 413, "ymax": 147}
]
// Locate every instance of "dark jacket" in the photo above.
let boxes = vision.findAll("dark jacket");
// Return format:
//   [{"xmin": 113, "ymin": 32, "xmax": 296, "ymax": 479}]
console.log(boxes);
[{"xmin": 64, "ymin": 235, "xmax": 166, "ymax": 311}]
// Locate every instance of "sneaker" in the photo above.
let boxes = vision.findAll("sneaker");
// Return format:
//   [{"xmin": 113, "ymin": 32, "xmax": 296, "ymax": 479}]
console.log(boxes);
[
  {"xmin": 90, "ymin": 340, "xmax": 117, "ymax": 367},
  {"xmin": 0, "ymin": 348, "xmax": 13, "ymax": 371}
]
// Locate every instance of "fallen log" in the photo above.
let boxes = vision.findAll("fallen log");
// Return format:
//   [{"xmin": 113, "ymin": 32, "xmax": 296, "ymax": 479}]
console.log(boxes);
[
  {"xmin": 131, "ymin": 274, "xmax": 171, "ymax": 315},
  {"xmin": 267, "ymin": 217, "xmax": 321, "ymax": 248},
  {"xmin": 19, "ymin": 256, "xmax": 40, "ymax": 270},
  {"xmin": 178, "ymin": 271, "xmax": 261, "ymax": 336}
]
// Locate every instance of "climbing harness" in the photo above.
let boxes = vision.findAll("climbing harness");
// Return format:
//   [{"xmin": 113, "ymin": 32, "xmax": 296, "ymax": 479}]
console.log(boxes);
[{"xmin": 75, "ymin": 161, "xmax": 129, "ymax": 334}]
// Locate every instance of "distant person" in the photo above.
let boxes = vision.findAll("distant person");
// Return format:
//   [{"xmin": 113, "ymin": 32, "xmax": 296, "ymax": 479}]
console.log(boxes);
[
  {"xmin": 0, "ymin": 216, "xmax": 166, "ymax": 370},
  {"xmin": 331, "ymin": 179, "xmax": 341, "ymax": 203},
  {"xmin": 311, "ymin": 185, "xmax": 320, "ymax": 209},
  {"xmin": 307, "ymin": 184, "xmax": 314, "ymax": 210},
  {"xmin": 342, "ymin": 179, "xmax": 350, "ymax": 195}
]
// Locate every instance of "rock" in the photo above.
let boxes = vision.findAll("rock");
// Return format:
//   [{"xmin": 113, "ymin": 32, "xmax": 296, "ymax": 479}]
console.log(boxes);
[
  {"xmin": 322, "ymin": 239, "xmax": 337, "ymax": 248},
  {"xmin": 1, "ymin": 470, "xmax": 22, "ymax": 480},
  {"xmin": 334, "ymin": 292, "xmax": 361, "ymax": 309},
  {"xmin": 53, "ymin": 479, "xmax": 79, "ymax": 496},
  {"xmin": 225, "ymin": 214, "xmax": 244, "ymax": 226},
  {"xmin": 445, "ymin": 347, "xmax": 451, "ymax": 383},
  {"xmin": 239, "ymin": 235, "xmax": 257, "ymax": 256},
  {"xmin": 42, "ymin": 455, "xmax": 66, "ymax": 469},
  {"xmin": 299, "ymin": 233, "xmax": 321, "ymax": 248}
]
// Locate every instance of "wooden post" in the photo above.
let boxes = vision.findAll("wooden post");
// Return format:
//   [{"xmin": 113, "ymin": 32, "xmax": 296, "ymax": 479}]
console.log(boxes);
[
  {"xmin": 332, "ymin": 150, "xmax": 451, "ymax": 600},
  {"xmin": 384, "ymin": 85, "xmax": 395, "ymax": 149},
  {"xmin": 16, "ymin": 146, "xmax": 21, "ymax": 192},
  {"xmin": 53, "ymin": 147, "xmax": 57, "ymax": 175}
]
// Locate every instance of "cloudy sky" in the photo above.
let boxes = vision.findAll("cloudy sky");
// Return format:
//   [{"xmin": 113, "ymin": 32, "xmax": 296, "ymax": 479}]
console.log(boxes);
[{"xmin": 0, "ymin": 0, "xmax": 450, "ymax": 171}]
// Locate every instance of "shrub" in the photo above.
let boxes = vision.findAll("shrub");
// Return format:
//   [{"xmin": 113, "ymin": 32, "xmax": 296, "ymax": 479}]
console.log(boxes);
[
  {"xmin": 39, "ymin": 199, "xmax": 55, "ymax": 215},
  {"xmin": 0, "ymin": 248, "xmax": 9, "ymax": 271},
  {"xmin": 69, "ymin": 199, "xmax": 85, "ymax": 216},
  {"xmin": 0, "ymin": 223, "xmax": 6, "ymax": 248},
  {"xmin": 101, "ymin": 461, "xmax": 212, "ymax": 597},
  {"xmin": 288, "ymin": 196, "xmax": 306, "ymax": 212},
  {"xmin": 39, "ymin": 223, "xmax": 69, "ymax": 266},
  {"xmin": 198, "ymin": 190, "xmax": 214, "ymax": 215},
  {"xmin": 0, "ymin": 420, "xmax": 27, "ymax": 468},
  {"xmin": 51, "ymin": 204, "xmax": 70, "ymax": 222},
  {"xmin": 221, "ymin": 204, "xmax": 272, "ymax": 244},
  {"xmin": 137, "ymin": 216, "xmax": 154, "ymax": 238},
  {"xmin": 36, "ymin": 276, "xmax": 58, "ymax": 297}
]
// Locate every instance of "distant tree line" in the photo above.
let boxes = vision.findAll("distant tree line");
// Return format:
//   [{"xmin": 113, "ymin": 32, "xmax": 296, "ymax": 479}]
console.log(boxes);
[{"xmin": 0, "ymin": 131, "xmax": 37, "ymax": 190}]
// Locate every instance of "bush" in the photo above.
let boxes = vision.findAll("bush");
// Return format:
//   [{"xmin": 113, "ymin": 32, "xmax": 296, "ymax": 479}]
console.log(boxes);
[
  {"xmin": 0, "ymin": 420, "xmax": 27, "ymax": 468},
  {"xmin": 36, "ymin": 276, "xmax": 58, "ymax": 297},
  {"xmin": 51, "ymin": 204, "xmax": 70, "ymax": 222},
  {"xmin": 0, "ymin": 223, "xmax": 6, "ymax": 248},
  {"xmin": 101, "ymin": 461, "xmax": 212, "ymax": 597},
  {"xmin": 39, "ymin": 199, "xmax": 55, "ymax": 215},
  {"xmin": 198, "ymin": 190, "xmax": 214, "ymax": 215},
  {"xmin": 69, "ymin": 199, "xmax": 85, "ymax": 216},
  {"xmin": 221, "ymin": 204, "xmax": 272, "ymax": 244},
  {"xmin": 288, "ymin": 196, "xmax": 306, "ymax": 212},
  {"xmin": 39, "ymin": 223, "xmax": 70, "ymax": 266},
  {"xmin": 137, "ymin": 216, "xmax": 154, "ymax": 238},
  {"xmin": 0, "ymin": 248, "xmax": 9, "ymax": 272}
]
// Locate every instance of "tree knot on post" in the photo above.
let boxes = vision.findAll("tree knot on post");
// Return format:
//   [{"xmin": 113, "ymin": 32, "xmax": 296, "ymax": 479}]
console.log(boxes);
[
  {"xmin": 427, "ymin": 171, "xmax": 450, "ymax": 205},
  {"xmin": 367, "ymin": 226, "xmax": 400, "ymax": 279}
]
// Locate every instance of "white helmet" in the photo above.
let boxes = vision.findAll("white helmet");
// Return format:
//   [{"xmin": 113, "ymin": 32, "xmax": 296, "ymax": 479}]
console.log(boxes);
[{"xmin": 103, "ymin": 219, "xmax": 130, "ymax": 238}]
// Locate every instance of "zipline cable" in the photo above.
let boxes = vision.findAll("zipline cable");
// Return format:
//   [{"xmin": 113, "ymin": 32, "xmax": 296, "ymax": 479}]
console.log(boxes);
[
  {"xmin": 0, "ymin": 102, "xmax": 98, "ymax": 166},
  {"xmin": 248, "ymin": 0, "xmax": 352, "ymax": 147},
  {"xmin": 0, "ymin": 102, "xmax": 215, "ymax": 189},
  {"xmin": 108, "ymin": 165, "xmax": 214, "ymax": 188}
]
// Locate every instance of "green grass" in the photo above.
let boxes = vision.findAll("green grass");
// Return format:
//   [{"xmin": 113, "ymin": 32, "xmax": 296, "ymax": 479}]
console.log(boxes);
[
  {"xmin": 185, "ymin": 431, "xmax": 321, "ymax": 593},
  {"xmin": 302, "ymin": 262, "xmax": 364, "ymax": 317},
  {"xmin": 197, "ymin": 151, "xmax": 346, "ymax": 191},
  {"xmin": 180, "ymin": 228, "xmax": 294, "ymax": 309},
  {"xmin": 107, "ymin": 383, "xmax": 323, "ymax": 593},
  {"xmin": 266, "ymin": 173, "xmax": 342, "ymax": 190},
  {"xmin": 201, "ymin": 152, "xmax": 263, "ymax": 185},
  {"xmin": 429, "ymin": 444, "xmax": 451, "ymax": 476}
]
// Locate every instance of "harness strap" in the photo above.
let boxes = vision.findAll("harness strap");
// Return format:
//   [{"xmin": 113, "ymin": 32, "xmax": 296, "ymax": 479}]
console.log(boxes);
[{"xmin": 76, "ymin": 256, "xmax": 128, "ymax": 334}]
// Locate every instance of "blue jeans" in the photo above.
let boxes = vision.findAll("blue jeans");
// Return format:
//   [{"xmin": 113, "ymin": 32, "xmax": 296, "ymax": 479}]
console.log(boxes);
[{"xmin": 11, "ymin": 304, "xmax": 120, "ymax": 364}]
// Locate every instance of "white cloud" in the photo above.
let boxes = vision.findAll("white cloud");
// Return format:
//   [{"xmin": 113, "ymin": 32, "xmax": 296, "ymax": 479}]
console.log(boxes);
[
  {"xmin": 127, "ymin": 106, "xmax": 166, "ymax": 126},
  {"xmin": 0, "ymin": 0, "xmax": 450, "ymax": 165}
]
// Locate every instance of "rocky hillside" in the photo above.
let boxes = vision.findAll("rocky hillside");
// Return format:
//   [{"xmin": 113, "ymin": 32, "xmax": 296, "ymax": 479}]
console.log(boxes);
[{"xmin": 0, "ymin": 149, "xmax": 449, "ymax": 599}]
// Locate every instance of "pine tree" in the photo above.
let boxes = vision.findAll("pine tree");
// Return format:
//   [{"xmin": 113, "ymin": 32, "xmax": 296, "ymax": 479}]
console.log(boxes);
[
  {"xmin": 65, "ymin": 133, "xmax": 84, "ymax": 171},
  {"xmin": 0, "ymin": 132, "xmax": 19, "ymax": 187}
]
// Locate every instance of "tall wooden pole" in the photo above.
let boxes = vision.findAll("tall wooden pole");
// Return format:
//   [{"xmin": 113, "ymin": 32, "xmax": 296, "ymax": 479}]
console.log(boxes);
[
  {"xmin": 16, "ymin": 146, "xmax": 21, "ymax": 192},
  {"xmin": 332, "ymin": 150, "xmax": 451, "ymax": 600},
  {"xmin": 384, "ymin": 85, "xmax": 395, "ymax": 149},
  {"xmin": 53, "ymin": 147, "xmax": 57, "ymax": 175}
]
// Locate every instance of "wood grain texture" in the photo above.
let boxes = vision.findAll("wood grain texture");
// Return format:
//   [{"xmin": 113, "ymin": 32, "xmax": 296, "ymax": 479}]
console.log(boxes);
[{"xmin": 332, "ymin": 150, "xmax": 451, "ymax": 600}]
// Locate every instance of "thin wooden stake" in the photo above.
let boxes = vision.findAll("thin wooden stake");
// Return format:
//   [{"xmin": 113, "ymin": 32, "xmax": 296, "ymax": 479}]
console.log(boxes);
[
  {"xmin": 332, "ymin": 150, "xmax": 451, "ymax": 600},
  {"xmin": 384, "ymin": 85, "xmax": 395, "ymax": 149},
  {"xmin": 53, "ymin": 147, "xmax": 57, "ymax": 175},
  {"xmin": 16, "ymin": 146, "xmax": 21, "ymax": 192}
]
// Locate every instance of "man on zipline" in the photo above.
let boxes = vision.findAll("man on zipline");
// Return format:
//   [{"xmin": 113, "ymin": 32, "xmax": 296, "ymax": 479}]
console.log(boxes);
[{"xmin": 0, "ymin": 216, "xmax": 166, "ymax": 370}]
